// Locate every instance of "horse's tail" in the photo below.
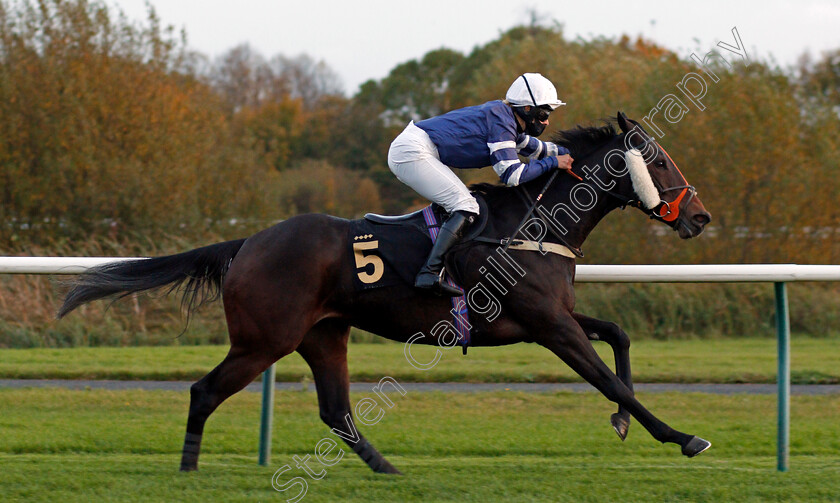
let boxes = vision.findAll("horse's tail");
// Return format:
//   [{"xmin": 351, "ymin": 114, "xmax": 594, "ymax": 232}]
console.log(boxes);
[{"xmin": 57, "ymin": 238, "xmax": 248, "ymax": 319}]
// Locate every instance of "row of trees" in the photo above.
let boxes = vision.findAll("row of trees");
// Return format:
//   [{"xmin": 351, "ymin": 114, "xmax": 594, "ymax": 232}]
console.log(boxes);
[
  {"xmin": 0, "ymin": 0, "xmax": 388, "ymax": 250},
  {"xmin": 2, "ymin": 0, "xmax": 839, "ymax": 265}
]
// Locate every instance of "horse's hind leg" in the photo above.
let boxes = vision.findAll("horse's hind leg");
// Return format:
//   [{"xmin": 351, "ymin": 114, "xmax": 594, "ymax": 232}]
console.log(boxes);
[
  {"xmin": 179, "ymin": 301, "xmax": 305, "ymax": 470},
  {"xmin": 179, "ymin": 213, "xmax": 349, "ymax": 471},
  {"xmin": 180, "ymin": 345, "xmax": 278, "ymax": 471},
  {"xmin": 180, "ymin": 303, "xmax": 312, "ymax": 471},
  {"xmin": 573, "ymin": 312, "xmax": 633, "ymax": 441},
  {"xmin": 296, "ymin": 319, "xmax": 401, "ymax": 474}
]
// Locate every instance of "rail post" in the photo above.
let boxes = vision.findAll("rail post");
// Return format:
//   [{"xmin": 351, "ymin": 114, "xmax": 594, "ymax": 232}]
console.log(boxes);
[
  {"xmin": 258, "ymin": 363, "xmax": 276, "ymax": 466},
  {"xmin": 774, "ymin": 282, "xmax": 790, "ymax": 472}
]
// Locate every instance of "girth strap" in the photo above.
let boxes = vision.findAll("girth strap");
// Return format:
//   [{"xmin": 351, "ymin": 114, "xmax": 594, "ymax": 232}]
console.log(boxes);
[
  {"xmin": 471, "ymin": 237, "xmax": 577, "ymax": 258},
  {"xmin": 508, "ymin": 240, "xmax": 577, "ymax": 258}
]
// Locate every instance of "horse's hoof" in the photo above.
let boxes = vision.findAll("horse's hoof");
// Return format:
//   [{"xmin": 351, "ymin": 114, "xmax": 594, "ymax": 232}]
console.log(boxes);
[
  {"xmin": 179, "ymin": 464, "xmax": 198, "ymax": 472},
  {"xmin": 610, "ymin": 413, "xmax": 630, "ymax": 441},
  {"xmin": 374, "ymin": 461, "xmax": 403, "ymax": 475},
  {"xmin": 682, "ymin": 436, "xmax": 711, "ymax": 457}
]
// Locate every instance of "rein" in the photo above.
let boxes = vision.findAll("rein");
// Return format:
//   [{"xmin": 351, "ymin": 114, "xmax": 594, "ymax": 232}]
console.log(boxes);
[
  {"xmin": 513, "ymin": 174, "xmax": 584, "ymax": 257},
  {"xmin": 502, "ymin": 169, "xmax": 561, "ymax": 252},
  {"xmin": 468, "ymin": 169, "xmax": 583, "ymax": 258}
]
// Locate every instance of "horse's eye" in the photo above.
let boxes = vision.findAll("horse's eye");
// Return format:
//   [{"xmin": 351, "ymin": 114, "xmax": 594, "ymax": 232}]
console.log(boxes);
[{"xmin": 655, "ymin": 160, "xmax": 667, "ymax": 168}]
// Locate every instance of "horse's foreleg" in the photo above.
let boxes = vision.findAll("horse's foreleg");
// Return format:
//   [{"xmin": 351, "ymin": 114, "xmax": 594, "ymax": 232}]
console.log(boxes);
[
  {"xmin": 297, "ymin": 320, "xmax": 402, "ymax": 475},
  {"xmin": 572, "ymin": 312, "xmax": 633, "ymax": 441},
  {"xmin": 537, "ymin": 314, "xmax": 710, "ymax": 457}
]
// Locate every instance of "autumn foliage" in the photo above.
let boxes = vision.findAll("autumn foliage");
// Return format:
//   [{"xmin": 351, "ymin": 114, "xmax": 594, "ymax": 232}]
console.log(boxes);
[{"xmin": 2, "ymin": 0, "xmax": 839, "ymax": 268}]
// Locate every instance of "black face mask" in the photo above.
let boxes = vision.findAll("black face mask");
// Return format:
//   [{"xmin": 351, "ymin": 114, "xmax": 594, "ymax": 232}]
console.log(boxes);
[{"xmin": 514, "ymin": 105, "xmax": 552, "ymax": 137}]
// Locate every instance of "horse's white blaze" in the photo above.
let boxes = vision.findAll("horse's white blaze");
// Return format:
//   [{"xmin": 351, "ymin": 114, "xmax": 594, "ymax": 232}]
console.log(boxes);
[{"xmin": 625, "ymin": 149, "xmax": 660, "ymax": 209}]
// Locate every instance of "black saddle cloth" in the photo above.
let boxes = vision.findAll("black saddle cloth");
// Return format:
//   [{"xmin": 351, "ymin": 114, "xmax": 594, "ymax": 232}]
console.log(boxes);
[{"xmin": 348, "ymin": 196, "xmax": 488, "ymax": 291}]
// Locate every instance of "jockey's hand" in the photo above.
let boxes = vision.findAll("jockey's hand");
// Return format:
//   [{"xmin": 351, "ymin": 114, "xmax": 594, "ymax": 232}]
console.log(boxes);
[{"xmin": 556, "ymin": 154, "xmax": 574, "ymax": 171}]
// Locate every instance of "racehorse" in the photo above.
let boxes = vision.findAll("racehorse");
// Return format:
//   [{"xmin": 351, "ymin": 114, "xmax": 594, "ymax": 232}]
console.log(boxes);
[{"xmin": 58, "ymin": 112, "xmax": 712, "ymax": 473}]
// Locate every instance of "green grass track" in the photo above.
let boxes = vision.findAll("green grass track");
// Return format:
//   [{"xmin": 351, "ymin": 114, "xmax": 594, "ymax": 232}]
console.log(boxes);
[
  {"xmin": 1, "ymin": 388, "xmax": 839, "ymax": 502},
  {"xmin": 1, "ymin": 337, "xmax": 838, "ymax": 383}
]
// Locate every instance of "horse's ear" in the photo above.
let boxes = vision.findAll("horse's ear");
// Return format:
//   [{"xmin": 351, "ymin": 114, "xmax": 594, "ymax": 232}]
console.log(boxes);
[{"xmin": 617, "ymin": 111, "xmax": 631, "ymax": 133}]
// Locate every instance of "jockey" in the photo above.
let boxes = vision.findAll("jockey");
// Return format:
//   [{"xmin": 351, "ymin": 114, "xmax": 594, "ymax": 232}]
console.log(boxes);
[{"xmin": 387, "ymin": 73, "xmax": 574, "ymax": 296}]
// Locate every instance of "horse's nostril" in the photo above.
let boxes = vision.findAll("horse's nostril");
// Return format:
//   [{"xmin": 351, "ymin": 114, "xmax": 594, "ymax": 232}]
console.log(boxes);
[{"xmin": 693, "ymin": 213, "xmax": 711, "ymax": 227}]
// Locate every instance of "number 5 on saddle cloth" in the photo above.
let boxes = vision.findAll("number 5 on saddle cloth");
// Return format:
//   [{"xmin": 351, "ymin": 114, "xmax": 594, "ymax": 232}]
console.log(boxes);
[{"xmin": 347, "ymin": 197, "xmax": 489, "ymax": 352}]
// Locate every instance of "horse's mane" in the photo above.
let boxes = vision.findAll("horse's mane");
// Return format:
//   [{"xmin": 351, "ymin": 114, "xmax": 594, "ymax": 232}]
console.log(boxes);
[
  {"xmin": 551, "ymin": 121, "xmax": 618, "ymax": 159},
  {"xmin": 469, "ymin": 121, "xmax": 619, "ymax": 197}
]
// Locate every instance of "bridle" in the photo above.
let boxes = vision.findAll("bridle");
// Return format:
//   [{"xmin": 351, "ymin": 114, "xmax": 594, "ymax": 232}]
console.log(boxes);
[
  {"xmin": 511, "ymin": 130, "xmax": 698, "ymax": 251},
  {"xmin": 580, "ymin": 132, "xmax": 697, "ymax": 229},
  {"xmin": 628, "ymin": 134, "xmax": 698, "ymax": 228},
  {"xmin": 498, "ymin": 127, "xmax": 698, "ymax": 256}
]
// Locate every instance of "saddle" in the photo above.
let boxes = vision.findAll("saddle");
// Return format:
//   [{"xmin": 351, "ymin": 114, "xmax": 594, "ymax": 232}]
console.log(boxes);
[
  {"xmin": 348, "ymin": 195, "xmax": 489, "ymax": 292},
  {"xmin": 363, "ymin": 195, "xmax": 490, "ymax": 241}
]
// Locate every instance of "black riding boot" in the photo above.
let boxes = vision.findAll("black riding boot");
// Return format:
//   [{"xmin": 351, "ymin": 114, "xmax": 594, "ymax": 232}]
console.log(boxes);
[{"xmin": 415, "ymin": 210, "xmax": 473, "ymax": 296}]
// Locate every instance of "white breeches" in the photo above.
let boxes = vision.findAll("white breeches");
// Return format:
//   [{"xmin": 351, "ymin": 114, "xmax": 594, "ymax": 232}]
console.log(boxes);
[{"xmin": 387, "ymin": 122, "xmax": 480, "ymax": 215}]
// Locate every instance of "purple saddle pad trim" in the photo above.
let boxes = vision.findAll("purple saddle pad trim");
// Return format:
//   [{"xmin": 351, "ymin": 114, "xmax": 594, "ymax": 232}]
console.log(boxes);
[{"xmin": 421, "ymin": 206, "xmax": 471, "ymax": 349}]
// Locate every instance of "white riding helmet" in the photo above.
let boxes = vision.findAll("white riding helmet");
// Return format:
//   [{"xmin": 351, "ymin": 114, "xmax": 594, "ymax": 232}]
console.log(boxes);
[{"xmin": 505, "ymin": 73, "xmax": 566, "ymax": 110}]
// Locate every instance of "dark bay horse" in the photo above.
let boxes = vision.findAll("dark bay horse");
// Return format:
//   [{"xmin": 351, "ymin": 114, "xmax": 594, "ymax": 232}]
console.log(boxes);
[{"xmin": 58, "ymin": 112, "xmax": 712, "ymax": 474}]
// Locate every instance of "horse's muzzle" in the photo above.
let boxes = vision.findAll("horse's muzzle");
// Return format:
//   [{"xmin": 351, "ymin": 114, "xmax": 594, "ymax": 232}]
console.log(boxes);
[{"xmin": 678, "ymin": 211, "xmax": 711, "ymax": 239}]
